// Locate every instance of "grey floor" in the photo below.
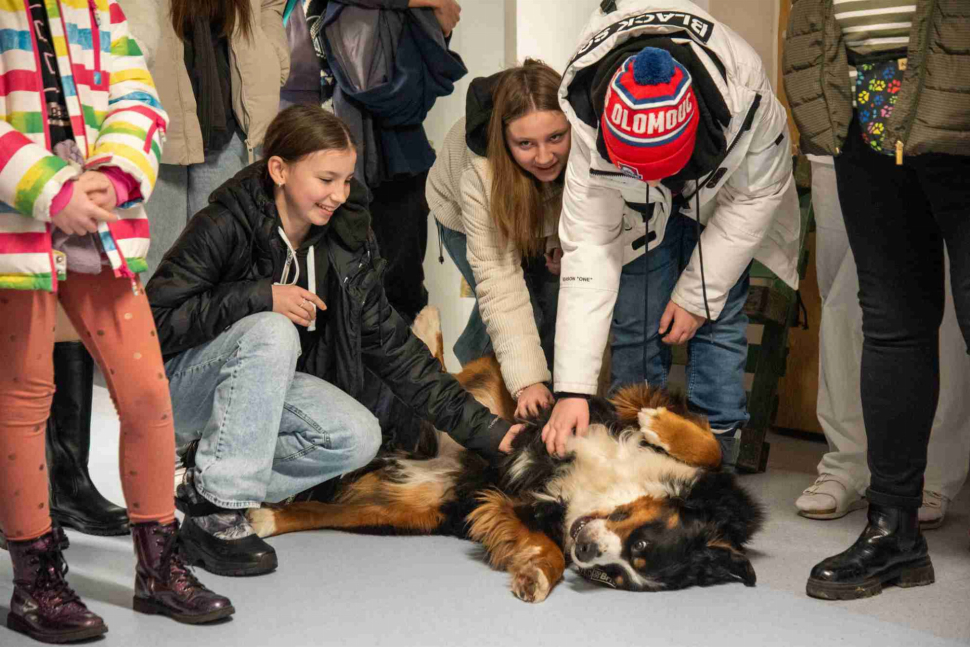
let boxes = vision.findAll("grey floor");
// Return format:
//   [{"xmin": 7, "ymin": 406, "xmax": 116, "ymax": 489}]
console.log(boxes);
[{"xmin": 2, "ymin": 385, "xmax": 969, "ymax": 647}]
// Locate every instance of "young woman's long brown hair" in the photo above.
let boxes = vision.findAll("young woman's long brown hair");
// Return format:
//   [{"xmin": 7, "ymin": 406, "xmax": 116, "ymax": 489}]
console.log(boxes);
[
  {"xmin": 486, "ymin": 59, "xmax": 565, "ymax": 258},
  {"xmin": 170, "ymin": 0, "xmax": 253, "ymax": 40}
]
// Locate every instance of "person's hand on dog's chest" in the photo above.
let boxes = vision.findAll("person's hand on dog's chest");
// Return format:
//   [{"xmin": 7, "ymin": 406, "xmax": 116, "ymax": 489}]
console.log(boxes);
[
  {"xmin": 515, "ymin": 383, "xmax": 555, "ymax": 419},
  {"xmin": 542, "ymin": 398, "xmax": 590, "ymax": 457}
]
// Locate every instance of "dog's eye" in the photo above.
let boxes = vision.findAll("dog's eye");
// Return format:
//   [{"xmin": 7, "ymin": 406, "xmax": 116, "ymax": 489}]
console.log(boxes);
[{"xmin": 632, "ymin": 539, "xmax": 649, "ymax": 552}]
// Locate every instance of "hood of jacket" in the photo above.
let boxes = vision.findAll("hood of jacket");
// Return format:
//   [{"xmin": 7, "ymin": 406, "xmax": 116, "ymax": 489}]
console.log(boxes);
[{"xmin": 464, "ymin": 70, "xmax": 507, "ymax": 157}]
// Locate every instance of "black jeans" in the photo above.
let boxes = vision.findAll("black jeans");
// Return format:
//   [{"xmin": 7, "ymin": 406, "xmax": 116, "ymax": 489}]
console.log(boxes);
[
  {"xmin": 369, "ymin": 171, "xmax": 430, "ymax": 323},
  {"xmin": 835, "ymin": 118, "xmax": 970, "ymax": 509}
]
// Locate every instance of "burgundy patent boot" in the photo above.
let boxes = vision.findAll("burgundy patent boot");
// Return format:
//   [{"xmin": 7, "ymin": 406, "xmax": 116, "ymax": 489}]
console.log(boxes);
[
  {"xmin": 131, "ymin": 520, "xmax": 235, "ymax": 624},
  {"xmin": 5, "ymin": 530, "xmax": 107, "ymax": 643}
]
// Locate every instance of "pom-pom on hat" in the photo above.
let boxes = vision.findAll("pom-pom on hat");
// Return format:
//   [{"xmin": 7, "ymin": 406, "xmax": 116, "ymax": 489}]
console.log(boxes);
[{"xmin": 601, "ymin": 47, "xmax": 699, "ymax": 182}]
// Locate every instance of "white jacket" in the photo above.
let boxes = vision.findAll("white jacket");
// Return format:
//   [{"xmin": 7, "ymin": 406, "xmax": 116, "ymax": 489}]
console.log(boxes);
[{"xmin": 554, "ymin": 0, "xmax": 801, "ymax": 395}]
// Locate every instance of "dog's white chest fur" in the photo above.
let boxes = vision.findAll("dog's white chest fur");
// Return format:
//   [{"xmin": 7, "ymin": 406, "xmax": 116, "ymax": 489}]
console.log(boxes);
[{"xmin": 538, "ymin": 425, "xmax": 700, "ymax": 539}]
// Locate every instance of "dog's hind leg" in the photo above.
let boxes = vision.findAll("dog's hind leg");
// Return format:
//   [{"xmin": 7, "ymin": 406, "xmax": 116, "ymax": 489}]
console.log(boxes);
[
  {"xmin": 248, "ymin": 472, "xmax": 449, "ymax": 538},
  {"xmin": 466, "ymin": 491, "xmax": 565, "ymax": 604}
]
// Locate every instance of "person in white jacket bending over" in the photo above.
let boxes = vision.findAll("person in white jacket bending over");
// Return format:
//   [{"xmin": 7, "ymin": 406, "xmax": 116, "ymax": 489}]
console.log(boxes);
[{"xmin": 542, "ymin": 1, "xmax": 800, "ymax": 467}]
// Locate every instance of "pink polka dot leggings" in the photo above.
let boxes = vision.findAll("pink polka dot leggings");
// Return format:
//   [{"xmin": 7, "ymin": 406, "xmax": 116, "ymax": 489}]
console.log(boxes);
[{"xmin": 0, "ymin": 272, "xmax": 176, "ymax": 541}]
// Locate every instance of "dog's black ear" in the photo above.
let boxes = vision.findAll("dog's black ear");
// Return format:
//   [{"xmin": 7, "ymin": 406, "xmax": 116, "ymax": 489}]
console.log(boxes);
[
  {"xmin": 707, "ymin": 546, "xmax": 757, "ymax": 587},
  {"xmin": 671, "ymin": 538, "xmax": 757, "ymax": 590},
  {"xmin": 677, "ymin": 472, "xmax": 765, "ymax": 548}
]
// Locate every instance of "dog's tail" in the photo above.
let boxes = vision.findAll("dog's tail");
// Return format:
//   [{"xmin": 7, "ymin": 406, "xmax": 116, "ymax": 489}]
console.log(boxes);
[{"xmin": 412, "ymin": 305, "xmax": 446, "ymax": 370}]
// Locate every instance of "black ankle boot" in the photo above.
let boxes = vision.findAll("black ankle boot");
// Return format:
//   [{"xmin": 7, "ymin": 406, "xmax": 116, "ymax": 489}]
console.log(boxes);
[
  {"xmin": 806, "ymin": 502, "xmax": 934, "ymax": 600},
  {"xmin": 175, "ymin": 473, "xmax": 277, "ymax": 577},
  {"xmin": 48, "ymin": 341, "xmax": 130, "ymax": 536}
]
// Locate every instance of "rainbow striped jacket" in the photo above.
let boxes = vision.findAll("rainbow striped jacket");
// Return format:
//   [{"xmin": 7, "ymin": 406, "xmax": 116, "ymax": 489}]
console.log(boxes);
[{"xmin": 0, "ymin": 0, "xmax": 167, "ymax": 292}]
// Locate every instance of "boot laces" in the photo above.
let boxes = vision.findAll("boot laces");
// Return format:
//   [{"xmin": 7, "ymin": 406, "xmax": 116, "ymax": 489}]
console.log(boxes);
[
  {"xmin": 152, "ymin": 526, "xmax": 209, "ymax": 592},
  {"xmin": 22, "ymin": 548, "xmax": 83, "ymax": 609}
]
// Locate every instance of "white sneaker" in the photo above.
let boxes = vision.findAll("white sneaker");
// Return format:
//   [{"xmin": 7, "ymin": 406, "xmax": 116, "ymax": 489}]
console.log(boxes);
[
  {"xmin": 795, "ymin": 475, "xmax": 867, "ymax": 520},
  {"xmin": 919, "ymin": 490, "xmax": 949, "ymax": 530}
]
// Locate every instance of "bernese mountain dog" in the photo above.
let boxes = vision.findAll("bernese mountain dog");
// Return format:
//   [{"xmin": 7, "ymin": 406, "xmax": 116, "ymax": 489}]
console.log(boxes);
[{"xmin": 248, "ymin": 308, "xmax": 764, "ymax": 602}]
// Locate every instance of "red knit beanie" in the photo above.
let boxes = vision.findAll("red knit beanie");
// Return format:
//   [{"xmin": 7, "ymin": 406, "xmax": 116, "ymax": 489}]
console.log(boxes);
[{"xmin": 601, "ymin": 47, "xmax": 699, "ymax": 182}]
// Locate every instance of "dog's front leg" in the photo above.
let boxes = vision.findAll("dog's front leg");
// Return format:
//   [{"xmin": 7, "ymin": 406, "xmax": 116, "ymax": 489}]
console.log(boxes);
[
  {"xmin": 466, "ymin": 491, "xmax": 565, "ymax": 603},
  {"xmin": 638, "ymin": 407, "xmax": 722, "ymax": 469}
]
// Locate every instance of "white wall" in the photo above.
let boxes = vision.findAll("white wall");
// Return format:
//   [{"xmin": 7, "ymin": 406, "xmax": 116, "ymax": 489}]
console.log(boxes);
[
  {"xmin": 513, "ymin": 0, "xmax": 601, "ymax": 73},
  {"xmin": 708, "ymin": 0, "xmax": 778, "ymax": 88},
  {"xmin": 513, "ymin": 0, "xmax": 711, "ymax": 75},
  {"xmin": 422, "ymin": 1, "xmax": 507, "ymax": 371}
]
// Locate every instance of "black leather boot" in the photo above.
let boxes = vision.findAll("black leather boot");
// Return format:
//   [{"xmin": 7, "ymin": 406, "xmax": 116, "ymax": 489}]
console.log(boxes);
[
  {"xmin": 175, "ymin": 472, "xmax": 278, "ymax": 577},
  {"xmin": 47, "ymin": 341, "xmax": 130, "ymax": 536},
  {"xmin": 806, "ymin": 502, "xmax": 934, "ymax": 600}
]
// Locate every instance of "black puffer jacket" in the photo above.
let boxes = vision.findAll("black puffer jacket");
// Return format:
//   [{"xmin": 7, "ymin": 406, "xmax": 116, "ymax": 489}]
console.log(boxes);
[{"xmin": 146, "ymin": 162, "xmax": 510, "ymax": 460}]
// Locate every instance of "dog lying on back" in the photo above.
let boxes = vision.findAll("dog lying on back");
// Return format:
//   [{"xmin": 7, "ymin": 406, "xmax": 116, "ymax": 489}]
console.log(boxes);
[{"xmin": 248, "ymin": 307, "xmax": 764, "ymax": 602}]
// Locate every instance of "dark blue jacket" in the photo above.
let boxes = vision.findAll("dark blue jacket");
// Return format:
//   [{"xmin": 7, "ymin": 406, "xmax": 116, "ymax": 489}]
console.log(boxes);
[{"xmin": 318, "ymin": 1, "xmax": 467, "ymax": 188}]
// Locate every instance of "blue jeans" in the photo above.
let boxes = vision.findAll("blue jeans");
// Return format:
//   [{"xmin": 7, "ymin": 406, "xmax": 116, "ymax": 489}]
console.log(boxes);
[
  {"xmin": 164, "ymin": 312, "xmax": 382, "ymax": 509},
  {"xmin": 611, "ymin": 214, "xmax": 751, "ymax": 433},
  {"xmin": 143, "ymin": 130, "xmax": 250, "ymax": 279},
  {"xmin": 437, "ymin": 222, "xmax": 559, "ymax": 369}
]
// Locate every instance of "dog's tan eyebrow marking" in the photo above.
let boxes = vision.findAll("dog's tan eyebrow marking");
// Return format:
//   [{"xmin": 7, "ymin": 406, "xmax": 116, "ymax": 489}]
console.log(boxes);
[
  {"xmin": 605, "ymin": 496, "xmax": 664, "ymax": 543},
  {"xmin": 707, "ymin": 539, "xmax": 743, "ymax": 555},
  {"xmin": 633, "ymin": 558, "xmax": 646, "ymax": 570}
]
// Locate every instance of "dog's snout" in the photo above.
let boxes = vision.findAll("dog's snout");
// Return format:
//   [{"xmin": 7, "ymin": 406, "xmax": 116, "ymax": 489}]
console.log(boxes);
[{"xmin": 575, "ymin": 540, "xmax": 600, "ymax": 563}]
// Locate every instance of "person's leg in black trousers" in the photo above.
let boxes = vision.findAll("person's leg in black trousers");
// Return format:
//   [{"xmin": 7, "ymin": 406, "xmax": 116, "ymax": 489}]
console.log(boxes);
[
  {"xmin": 921, "ymin": 153, "xmax": 970, "ymax": 353},
  {"xmin": 806, "ymin": 119, "xmax": 946, "ymax": 600},
  {"xmin": 368, "ymin": 171, "xmax": 430, "ymax": 324}
]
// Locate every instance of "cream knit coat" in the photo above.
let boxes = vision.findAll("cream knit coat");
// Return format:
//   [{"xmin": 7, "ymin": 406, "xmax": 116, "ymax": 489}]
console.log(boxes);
[{"xmin": 427, "ymin": 118, "xmax": 561, "ymax": 397}]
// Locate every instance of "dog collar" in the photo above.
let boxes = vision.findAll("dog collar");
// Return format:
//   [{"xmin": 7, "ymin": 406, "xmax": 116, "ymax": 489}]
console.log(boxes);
[{"xmin": 578, "ymin": 566, "xmax": 618, "ymax": 588}]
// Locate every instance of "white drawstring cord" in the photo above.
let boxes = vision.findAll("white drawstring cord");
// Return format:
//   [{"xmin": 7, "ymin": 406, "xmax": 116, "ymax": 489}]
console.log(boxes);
[{"xmin": 276, "ymin": 227, "xmax": 318, "ymax": 331}]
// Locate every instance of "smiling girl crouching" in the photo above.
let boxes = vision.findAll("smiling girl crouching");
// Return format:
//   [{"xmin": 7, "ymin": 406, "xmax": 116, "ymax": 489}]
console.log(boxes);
[{"xmin": 146, "ymin": 105, "xmax": 518, "ymax": 577}]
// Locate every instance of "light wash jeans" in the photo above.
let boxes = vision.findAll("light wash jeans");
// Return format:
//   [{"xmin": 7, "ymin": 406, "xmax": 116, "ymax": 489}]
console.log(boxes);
[
  {"xmin": 143, "ymin": 131, "xmax": 250, "ymax": 279},
  {"xmin": 611, "ymin": 214, "xmax": 751, "ymax": 435},
  {"xmin": 164, "ymin": 312, "xmax": 382, "ymax": 509}
]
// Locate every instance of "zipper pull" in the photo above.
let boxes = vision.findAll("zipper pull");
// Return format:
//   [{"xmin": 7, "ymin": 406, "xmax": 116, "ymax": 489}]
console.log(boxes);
[{"xmin": 896, "ymin": 140, "xmax": 904, "ymax": 166}]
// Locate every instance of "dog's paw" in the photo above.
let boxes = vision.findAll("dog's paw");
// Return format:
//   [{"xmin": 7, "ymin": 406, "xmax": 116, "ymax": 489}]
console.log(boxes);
[
  {"xmin": 637, "ymin": 408, "xmax": 672, "ymax": 451},
  {"xmin": 246, "ymin": 507, "xmax": 278, "ymax": 538},
  {"xmin": 511, "ymin": 566, "xmax": 550, "ymax": 604}
]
